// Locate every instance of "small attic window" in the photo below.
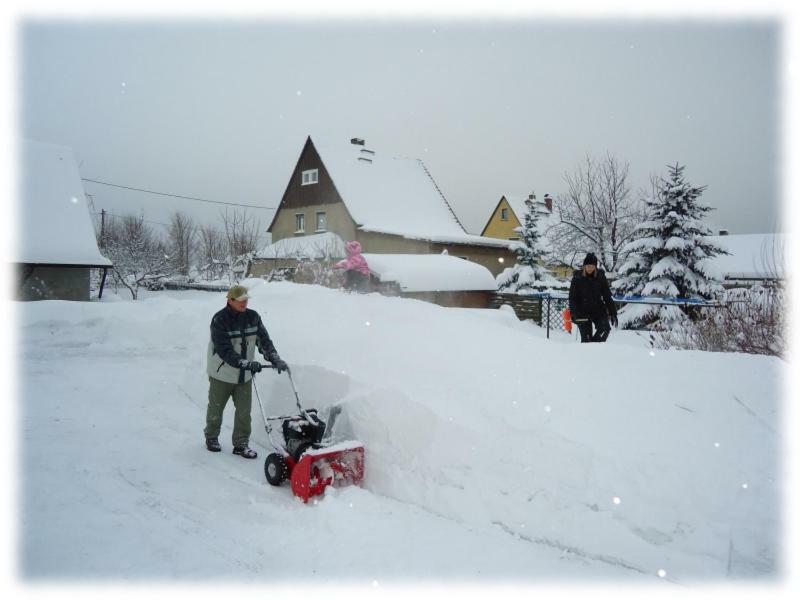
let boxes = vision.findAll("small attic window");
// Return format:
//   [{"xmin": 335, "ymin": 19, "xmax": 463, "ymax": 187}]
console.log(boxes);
[
  {"xmin": 301, "ymin": 169, "xmax": 319, "ymax": 186},
  {"xmin": 501, "ymin": 208, "xmax": 509, "ymax": 221}
]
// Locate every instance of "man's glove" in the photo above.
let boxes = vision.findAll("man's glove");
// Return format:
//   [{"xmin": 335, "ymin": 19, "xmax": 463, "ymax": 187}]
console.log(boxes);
[
  {"xmin": 272, "ymin": 358, "xmax": 289, "ymax": 374},
  {"xmin": 237, "ymin": 359, "xmax": 262, "ymax": 373},
  {"xmin": 610, "ymin": 314, "xmax": 618, "ymax": 328}
]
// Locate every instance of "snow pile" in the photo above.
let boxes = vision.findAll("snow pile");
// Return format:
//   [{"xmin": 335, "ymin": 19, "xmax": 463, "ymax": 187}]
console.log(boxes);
[{"xmin": 18, "ymin": 283, "xmax": 782, "ymax": 584}]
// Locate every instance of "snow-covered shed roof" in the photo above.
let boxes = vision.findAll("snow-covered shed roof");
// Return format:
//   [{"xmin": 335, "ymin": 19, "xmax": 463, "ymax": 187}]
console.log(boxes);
[
  {"xmin": 705, "ymin": 233, "xmax": 785, "ymax": 280},
  {"xmin": 363, "ymin": 253, "xmax": 497, "ymax": 293},
  {"xmin": 256, "ymin": 231, "xmax": 346, "ymax": 260},
  {"xmin": 17, "ymin": 140, "xmax": 112, "ymax": 267},
  {"xmin": 309, "ymin": 137, "xmax": 512, "ymax": 250}
]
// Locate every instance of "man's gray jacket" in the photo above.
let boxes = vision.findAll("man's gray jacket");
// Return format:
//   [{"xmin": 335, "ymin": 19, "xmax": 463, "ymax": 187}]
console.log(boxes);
[{"xmin": 206, "ymin": 305, "xmax": 280, "ymax": 384}]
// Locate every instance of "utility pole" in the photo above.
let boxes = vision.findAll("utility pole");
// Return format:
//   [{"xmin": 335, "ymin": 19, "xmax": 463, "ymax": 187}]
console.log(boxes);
[{"xmin": 100, "ymin": 209, "xmax": 106, "ymax": 248}]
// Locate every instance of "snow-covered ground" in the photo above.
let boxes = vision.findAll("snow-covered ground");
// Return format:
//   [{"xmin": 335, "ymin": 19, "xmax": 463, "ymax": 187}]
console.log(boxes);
[{"xmin": 14, "ymin": 281, "xmax": 785, "ymax": 590}]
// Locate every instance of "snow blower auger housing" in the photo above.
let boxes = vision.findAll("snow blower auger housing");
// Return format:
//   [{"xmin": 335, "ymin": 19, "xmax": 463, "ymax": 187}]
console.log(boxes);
[{"xmin": 253, "ymin": 365, "xmax": 365, "ymax": 503}]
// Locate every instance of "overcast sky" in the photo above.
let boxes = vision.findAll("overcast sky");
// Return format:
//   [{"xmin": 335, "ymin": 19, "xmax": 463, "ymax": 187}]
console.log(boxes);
[{"xmin": 20, "ymin": 18, "xmax": 781, "ymax": 241}]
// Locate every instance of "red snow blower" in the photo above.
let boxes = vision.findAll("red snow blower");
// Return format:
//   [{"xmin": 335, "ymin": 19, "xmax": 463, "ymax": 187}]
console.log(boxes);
[{"xmin": 252, "ymin": 364, "xmax": 365, "ymax": 503}]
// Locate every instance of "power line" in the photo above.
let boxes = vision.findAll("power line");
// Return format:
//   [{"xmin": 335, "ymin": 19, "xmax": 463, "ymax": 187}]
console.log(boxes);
[
  {"xmin": 92, "ymin": 211, "xmax": 170, "ymax": 228},
  {"xmin": 82, "ymin": 177, "xmax": 276, "ymax": 210}
]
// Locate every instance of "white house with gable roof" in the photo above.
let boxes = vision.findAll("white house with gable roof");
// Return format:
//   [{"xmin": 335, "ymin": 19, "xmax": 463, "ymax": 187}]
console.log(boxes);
[
  {"xmin": 251, "ymin": 136, "xmax": 516, "ymax": 284},
  {"xmin": 15, "ymin": 140, "xmax": 112, "ymax": 301},
  {"xmin": 704, "ymin": 232, "xmax": 785, "ymax": 286}
]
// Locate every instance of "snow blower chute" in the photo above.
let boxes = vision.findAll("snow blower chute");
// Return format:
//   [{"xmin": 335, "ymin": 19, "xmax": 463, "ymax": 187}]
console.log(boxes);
[{"xmin": 253, "ymin": 365, "xmax": 365, "ymax": 503}]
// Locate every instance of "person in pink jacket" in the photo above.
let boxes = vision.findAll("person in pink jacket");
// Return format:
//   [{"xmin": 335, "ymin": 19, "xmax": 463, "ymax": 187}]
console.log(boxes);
[{"xmin": 333, "ymin": 240, "xmax": 371, "ymax": 292}]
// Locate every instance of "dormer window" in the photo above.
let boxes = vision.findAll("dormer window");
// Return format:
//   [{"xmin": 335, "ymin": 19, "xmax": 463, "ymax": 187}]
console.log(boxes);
[{"xmin": 301, "ymin": 169, "xmax": 319, "ymax": 186}]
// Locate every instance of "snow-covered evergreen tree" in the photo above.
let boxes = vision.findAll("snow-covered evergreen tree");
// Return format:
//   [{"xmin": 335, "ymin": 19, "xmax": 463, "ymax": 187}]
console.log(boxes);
[
  {"xmin": 613, "ymin": 164, "xmax": 727, "ymax": 328},
  {"xmin": 496, "ymin": 197, "xmax": 560, "ymax": 292}
]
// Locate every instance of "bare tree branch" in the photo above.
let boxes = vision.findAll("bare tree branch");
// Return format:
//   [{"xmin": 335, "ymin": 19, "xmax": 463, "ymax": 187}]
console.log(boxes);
[
  {"xmin": 167, "ymin": 211, "xmax": 198, "ymax": 277},
  {"xmin": 546, "ymin": 152, "xmax": 645, "ymax": 273}
]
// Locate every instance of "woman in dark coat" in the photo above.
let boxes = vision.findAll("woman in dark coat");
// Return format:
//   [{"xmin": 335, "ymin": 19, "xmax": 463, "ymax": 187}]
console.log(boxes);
[{"xmin": 568, "ymin": 252, "xmax": 618, "ymax": 343}]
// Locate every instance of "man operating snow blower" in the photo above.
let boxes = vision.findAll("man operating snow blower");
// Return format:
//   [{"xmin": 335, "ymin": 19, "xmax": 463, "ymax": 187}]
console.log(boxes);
[{"xmin": 204, "ymin": 284, "xmax": 289, "ymax": 458}]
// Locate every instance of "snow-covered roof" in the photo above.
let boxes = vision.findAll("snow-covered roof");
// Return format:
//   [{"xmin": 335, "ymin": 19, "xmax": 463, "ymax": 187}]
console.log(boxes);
[
  {"xmin": 363, "ymin": 253, "xmax": 497, "ymax": 293},
  {"xmin": 17, "ymin": 140, "xmax": 112, "ymax": 266},
  {"xmin": 503, "ymin": 195, "xmax": 536, "ymax": 223},
  {"xmin": 705, "ymin": 233, "xmax": 785, "ymax": 279},
  {"xmin": 501, "ymin": 194, "xmax": 560, "ymax": 232},
  {"xmin": 256, "ymin": 231, "xmax": 346, "ymax": 260},
  {"xmin": 310, "ymin": 137, "xmax": 512, "ymax": 249}
]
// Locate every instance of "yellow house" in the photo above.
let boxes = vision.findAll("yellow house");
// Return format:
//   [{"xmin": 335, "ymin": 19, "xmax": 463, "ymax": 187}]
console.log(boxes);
[
  {"xmin": 481, "ymin": 195, "xmax": 524, "ymax": 241},
  {"xmin": 480, "ymin": 193, "xmax": 554, "ymax": 240},
  {"xmin": 480, "ymin": 193, "xmax": 573, "ymax": 280},
  {"xmin": 251, "ymin": 136, "xmax": 516, "ymax": 278}
]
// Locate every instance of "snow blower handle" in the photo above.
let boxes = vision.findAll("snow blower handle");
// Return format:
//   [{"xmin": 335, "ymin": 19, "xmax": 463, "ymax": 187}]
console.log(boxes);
[
  {"xmin": 251, "ymin": 369, "xmax": 269, "ymax": 432},
  {"xmin": 266, "ymin": 362, "xmax": 320, "ymax": 426}
]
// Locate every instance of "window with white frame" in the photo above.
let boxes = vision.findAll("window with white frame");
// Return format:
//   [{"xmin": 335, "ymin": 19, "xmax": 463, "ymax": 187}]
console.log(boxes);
[
  {"xmin": 301, "ymin": 169, "xmax": 319, "ymax": 186},
  {"xmin": 315, "ymin": 211, "xmax": 327, "ymax": 232},
  {"xmin": 295, "ymin": 213, "xmax": 305, "ymax": 233},
  {"xmin": 501, "ymin": 207, "xmax": 509, "ymax": 220}
]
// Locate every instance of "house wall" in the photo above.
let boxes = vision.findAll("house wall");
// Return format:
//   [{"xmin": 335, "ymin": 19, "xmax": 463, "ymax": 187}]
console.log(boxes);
[
  {"xmin": 482, "ymin": 198, "xmax": 522, "ymax": 240},
  {"xmin": 271, "ymin": 202, "xmax": 357, "ymax": 243},
  {"xmin": 275, "ymin": 138, "xmax": 346, "ymax": 212},
  {"xmin": 440, "ymin": 243, "xmax": 515, "ymax": 278},
  {"xmin": 270, "ymin": 137, "xmax": 358, "ymax": 243},
  {"xmin": 357, "ymin": 231, "xmax": 513, "ymax": 277},
  {"xmin": 549, "ymin": 264, "xmax": 575, "ymax": 280},
  {"xmin": 401, "ymin": 290, "xmax": 493, "ymax": 309},
  {"xmin": 269, "ymin": 208, "xmax": 513, "ymax": 278},
  {"xmin": 249, "ymin": 259, "xmax": 288, "ymax": 278},
  {"xmin": 17, "ymin": 265, "xmax": 90, "ymax": 301}
]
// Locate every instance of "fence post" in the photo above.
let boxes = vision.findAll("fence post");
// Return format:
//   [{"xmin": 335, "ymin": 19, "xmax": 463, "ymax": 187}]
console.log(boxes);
[{"xmin": 546, "ymin": 295, "xmax": 551, "ymax": 339}]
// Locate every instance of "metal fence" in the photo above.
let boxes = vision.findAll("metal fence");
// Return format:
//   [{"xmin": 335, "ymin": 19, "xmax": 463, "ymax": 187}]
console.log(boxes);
[
  {"xmin": 488, "ymin": 292, "xmax": 543, "ymax": 322},
  {"xmin": 491, "ymin": 291, "xmax": 727, "ymax": 340},
  {"xmin": 489, "ymin": 291, "xmax": 572, "ymax": 338},
  {"xmin": 540, "ymin": 293, "xmax": 571, "ymax": 338}
]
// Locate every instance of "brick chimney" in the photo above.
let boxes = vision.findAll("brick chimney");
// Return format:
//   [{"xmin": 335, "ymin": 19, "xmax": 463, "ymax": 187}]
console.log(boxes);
[{"xmin": 544, "ymin": 193, "xmax": 553, "ymax": 212}]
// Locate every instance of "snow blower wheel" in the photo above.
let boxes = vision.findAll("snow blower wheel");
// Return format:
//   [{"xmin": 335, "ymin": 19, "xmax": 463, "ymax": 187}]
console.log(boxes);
[{"xmin": 264, "ymin": 453, "xmax": 288, "ymax": 486}]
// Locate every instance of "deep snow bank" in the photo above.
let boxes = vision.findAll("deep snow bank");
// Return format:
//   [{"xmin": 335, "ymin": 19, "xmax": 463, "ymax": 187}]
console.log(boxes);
[{"xmin": 18, "ymin": 282, "xmax": 782, "ymax": 582}]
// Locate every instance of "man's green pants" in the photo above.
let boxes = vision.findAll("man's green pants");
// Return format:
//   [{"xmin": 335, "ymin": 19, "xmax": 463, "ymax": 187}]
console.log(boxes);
[{"xmin": 204, "ymin": 376, "xmax": 253, "ymax": 448}]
